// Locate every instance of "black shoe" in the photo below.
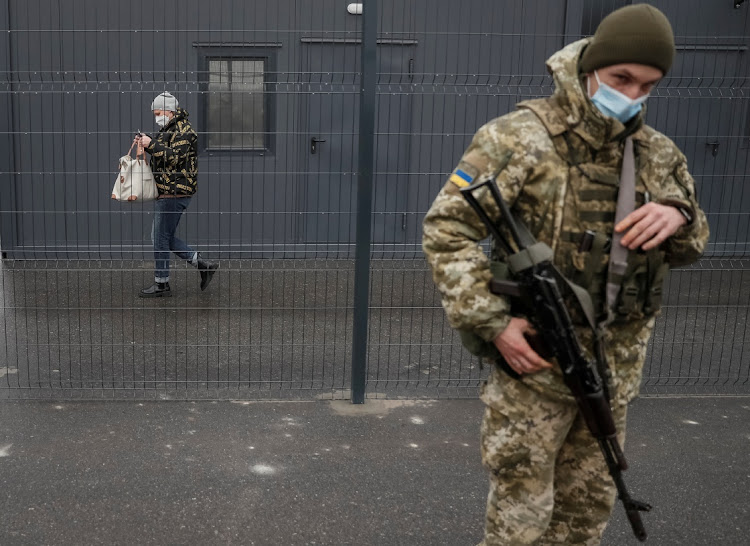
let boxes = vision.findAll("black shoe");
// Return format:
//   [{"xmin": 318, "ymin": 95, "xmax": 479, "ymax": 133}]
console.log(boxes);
[
  {"xmin": 197, "ymin": 257, "xmax": 219, "ymax": 291},
  {"xmin": 139, "ymin": 282, "xmax": 171, "ymax": 298}
]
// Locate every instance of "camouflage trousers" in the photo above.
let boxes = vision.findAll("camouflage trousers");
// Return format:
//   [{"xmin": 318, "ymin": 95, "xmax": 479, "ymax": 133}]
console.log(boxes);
[{"xmin": 478, "ymin": 368, "xmax": 628, "ymax": 545}]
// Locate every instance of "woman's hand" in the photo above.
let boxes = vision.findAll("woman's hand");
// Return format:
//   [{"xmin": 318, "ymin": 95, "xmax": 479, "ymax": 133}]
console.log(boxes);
[{"xmin": 136, "ymin": 133, "xmax": 152, "ymax": 148}]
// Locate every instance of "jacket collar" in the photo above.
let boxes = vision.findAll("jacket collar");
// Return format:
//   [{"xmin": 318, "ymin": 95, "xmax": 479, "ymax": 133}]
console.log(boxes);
[
  {"xmin": 544, "ymin": 39, "xmax": 648, "ymax": 150},
  {"xmin": 160, "ymin": 108, "xmax": 188, "ymax": 132}
]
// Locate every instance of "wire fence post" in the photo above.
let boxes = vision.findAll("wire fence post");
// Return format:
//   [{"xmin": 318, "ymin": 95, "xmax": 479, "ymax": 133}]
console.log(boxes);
[
  {"xmin": 351, "ymin": 0, "xmax": 379, "ymax": 404},
  {"xmin": 0, "ymin": 0, "xmax": 15, "ymax": 257}
]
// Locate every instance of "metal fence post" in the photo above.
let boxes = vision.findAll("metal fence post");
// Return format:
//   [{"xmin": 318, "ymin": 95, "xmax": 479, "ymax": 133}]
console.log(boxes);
[
  {"xmin": 0, "ymin": 0, "xmax": 17, "ymax": 257},
  {"xmin": 351, "ymin": 0, "xmax": 378, "ymax": 404}
]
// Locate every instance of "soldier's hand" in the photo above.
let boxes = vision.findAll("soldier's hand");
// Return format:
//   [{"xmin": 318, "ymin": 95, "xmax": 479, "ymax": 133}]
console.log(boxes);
[
  {"xmin": 616, "ymin": 202, "xmax": 687, "ymax": 251},
  {"xmin": 493, "ymin": 318, "xmax": 553, "ymax": 375}
]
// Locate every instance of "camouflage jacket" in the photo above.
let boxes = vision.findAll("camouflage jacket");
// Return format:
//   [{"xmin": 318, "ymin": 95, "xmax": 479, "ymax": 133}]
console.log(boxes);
[
  {"xmin": 145, "ymin": 108, "xmax": 198, "ymax": 196},
  {"xmin": 422, "ymin": 39, "xmax": 710, "ymax": 403}
]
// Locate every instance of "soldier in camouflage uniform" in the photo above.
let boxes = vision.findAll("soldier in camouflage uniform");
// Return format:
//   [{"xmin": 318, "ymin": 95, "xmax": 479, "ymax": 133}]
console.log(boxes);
[
  {"xmin": 422, "ymin": 6, "xmax": 709, "ymax": 544},
  {"xmin": 136, "ymin": 92, "xmax": 218, "ymax": 297}
]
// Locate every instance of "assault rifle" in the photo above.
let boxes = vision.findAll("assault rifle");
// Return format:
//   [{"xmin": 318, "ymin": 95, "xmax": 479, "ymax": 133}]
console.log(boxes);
[{"xmin": 460, "ymin": 179, "xmax": 652, "ymax": 542}]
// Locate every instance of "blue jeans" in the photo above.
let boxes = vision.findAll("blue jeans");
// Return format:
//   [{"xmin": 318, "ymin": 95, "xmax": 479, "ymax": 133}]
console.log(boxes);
[{"xmin": 152, "ymin": 197, "xmax": 196, "ymax": 282}]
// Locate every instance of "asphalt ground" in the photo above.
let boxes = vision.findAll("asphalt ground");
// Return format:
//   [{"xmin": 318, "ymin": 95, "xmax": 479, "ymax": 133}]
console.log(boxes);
[{"xmin": 1, "ymin": 396, "xmax": 748, "ymax": 545}]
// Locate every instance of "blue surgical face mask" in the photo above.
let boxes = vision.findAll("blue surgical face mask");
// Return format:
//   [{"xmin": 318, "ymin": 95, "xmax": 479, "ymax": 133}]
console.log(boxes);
[{"xmin": 588, "ymin": 71, "xmax": 649, "ymax": 123}]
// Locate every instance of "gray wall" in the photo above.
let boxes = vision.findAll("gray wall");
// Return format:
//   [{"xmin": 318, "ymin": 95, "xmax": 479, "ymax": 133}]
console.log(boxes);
[{"xmin": 1, "ymin": 0, "xmax": 748, "ymax": 259}]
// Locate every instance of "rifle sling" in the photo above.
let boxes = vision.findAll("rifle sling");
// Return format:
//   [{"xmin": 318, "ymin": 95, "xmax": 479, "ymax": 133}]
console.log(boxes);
[{"xmin": 499, "ymin": 219, "xmax": 611, "ymax": 396}]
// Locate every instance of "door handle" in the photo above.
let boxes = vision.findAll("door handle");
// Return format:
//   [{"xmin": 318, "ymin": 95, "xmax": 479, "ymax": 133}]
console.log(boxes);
[{"xmin": 311, "ymin": 137, "xmax": 327, "ymax": 155}]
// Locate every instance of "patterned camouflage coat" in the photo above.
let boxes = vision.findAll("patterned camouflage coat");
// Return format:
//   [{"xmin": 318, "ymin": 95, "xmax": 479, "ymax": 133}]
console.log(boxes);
[
  {"xmin": 423, "ymin": 39, "xmax": 709, "ymax": 406},
  {"xmin": 145, "ymin": 108, "xmax": 198, "ymax": 196}
]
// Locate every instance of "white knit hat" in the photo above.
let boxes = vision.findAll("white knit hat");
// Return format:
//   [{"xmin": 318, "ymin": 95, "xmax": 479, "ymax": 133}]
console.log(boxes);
[{"xmin": 151, "ymin": 91, "xmax": 178, "ymax": 112}]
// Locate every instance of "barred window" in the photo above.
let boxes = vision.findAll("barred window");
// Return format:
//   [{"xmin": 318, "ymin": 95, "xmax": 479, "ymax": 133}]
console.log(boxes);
[{"xmin": 207, "ymin": 58, "xmax": 266, "ymax": 150}]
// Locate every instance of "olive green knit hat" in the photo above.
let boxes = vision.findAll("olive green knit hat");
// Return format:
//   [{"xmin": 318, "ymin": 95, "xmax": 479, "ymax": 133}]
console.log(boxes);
[{"xmin": 580, "ymin": 4, "xmax": 675, "ymax": 75}]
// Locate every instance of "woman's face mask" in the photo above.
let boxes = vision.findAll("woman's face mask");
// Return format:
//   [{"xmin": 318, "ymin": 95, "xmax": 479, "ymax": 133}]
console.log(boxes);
[
  {"xmin": 155, "ymin": 114, "xmax": 171, "ymax": 127},
  {"xmin": 588, "ymin": 71, "xmax": 649, "ymax": 123}
]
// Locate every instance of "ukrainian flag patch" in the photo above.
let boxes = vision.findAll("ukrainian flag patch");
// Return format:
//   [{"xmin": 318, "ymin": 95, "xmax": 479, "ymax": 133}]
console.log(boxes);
[{"xmin": 449, "ymin": 169, "xmax": 474, "ymax": 188}]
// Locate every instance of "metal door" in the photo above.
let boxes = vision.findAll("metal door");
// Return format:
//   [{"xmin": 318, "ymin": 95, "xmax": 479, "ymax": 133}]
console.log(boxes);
[{"xmin": 300, "ymin": 42, "xmax": 414, "ymax": 258}]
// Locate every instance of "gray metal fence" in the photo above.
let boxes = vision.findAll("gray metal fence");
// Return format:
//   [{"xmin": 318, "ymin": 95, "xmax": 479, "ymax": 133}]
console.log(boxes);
[{"xmin": 0, "ymin": 0, "xmax": 748, "ymax": 400}]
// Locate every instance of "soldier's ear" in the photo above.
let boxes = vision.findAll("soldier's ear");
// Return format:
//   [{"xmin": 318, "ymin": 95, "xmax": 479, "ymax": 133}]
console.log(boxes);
[{"xmin": 584, "ymin": 73, "xmax": 595, "ymax": 98}]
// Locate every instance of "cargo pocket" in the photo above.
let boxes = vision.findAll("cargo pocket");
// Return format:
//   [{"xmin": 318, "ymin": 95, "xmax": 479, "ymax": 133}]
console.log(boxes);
[
  {"xmin": 567, "ymin": 231, "xmax": 610, "ymax": 316},
  {"xmin": 615, "ymin": 248, "xmax": 668, "ymax": 320},
  {"xmin": 616, "ymin": 258, "xmax": 647, "ymax": 320}
]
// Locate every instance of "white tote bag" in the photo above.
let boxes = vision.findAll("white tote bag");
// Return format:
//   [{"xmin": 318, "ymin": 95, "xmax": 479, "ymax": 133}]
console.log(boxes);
[{"xmin": 111, "ymin": 142, "xmax": 158, "ymax": 202}]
